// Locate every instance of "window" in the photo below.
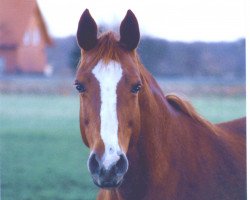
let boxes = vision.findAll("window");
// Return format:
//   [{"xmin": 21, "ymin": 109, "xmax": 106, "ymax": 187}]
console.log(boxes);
[
  {"xmin": 23, "ymin": 30, "xmax": 31, "ymax": 46},
  {"xmin": 33, "ymin": 29, "xmax": 40, "ymax": 46},
  {"xmin": 22, "ymin": 28, "xmax": 41, "ymax": 46}
]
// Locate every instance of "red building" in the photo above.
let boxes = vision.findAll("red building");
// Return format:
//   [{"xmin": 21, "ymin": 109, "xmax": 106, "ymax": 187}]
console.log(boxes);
[{"xmin": 0, "ymin": 0, "xmax": 52, "ymax": 73}]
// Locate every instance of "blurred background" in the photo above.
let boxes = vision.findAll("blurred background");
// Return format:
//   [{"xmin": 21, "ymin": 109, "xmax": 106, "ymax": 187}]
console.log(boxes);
[{"xmin": 0, "ymin": 0, "xmax": 246, "ymax": 199}]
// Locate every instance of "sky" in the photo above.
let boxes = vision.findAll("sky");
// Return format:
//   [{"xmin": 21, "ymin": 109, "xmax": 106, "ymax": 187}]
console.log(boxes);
[{"xmin": 37, "ymin": 0, "xmax": 246, "ymax": 42}]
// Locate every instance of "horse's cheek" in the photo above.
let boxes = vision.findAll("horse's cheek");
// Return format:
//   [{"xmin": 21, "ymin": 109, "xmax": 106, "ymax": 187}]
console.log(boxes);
[{"xmin": 80, "ymin": 122, "xmax": 89, "ymax": 147}]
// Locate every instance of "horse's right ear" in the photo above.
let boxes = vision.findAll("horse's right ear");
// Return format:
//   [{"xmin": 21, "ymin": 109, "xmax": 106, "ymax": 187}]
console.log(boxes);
[
  {"xmin": 119, "ymin": 10, "xmax": 140, "ymax": 51},
  {"xmin": 77, "ymin": 9, "xmax": 98, "ymax": 51}
]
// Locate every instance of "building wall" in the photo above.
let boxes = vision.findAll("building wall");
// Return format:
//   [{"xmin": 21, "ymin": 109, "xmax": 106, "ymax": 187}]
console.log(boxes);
[
  {"xmin": 17, "ymin": 44, "xmax": 46, "ymax": 73},
  {"xmin": 0, "ymin": 0, "xmax": 50, "ymax": 74},
  {"xmin": 0, "ymin": 49, "xmax": 18, "ymax": 73},
  {"xmin": 17, "ymin": 14, "xmax": 47, "ymax": 73}
]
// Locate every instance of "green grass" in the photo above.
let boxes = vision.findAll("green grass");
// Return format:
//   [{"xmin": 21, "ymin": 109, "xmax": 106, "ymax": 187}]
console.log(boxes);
[
  {"xmin": 0, "ymin": 94, "xmax": 246, "ymax": 200},
  {"xmin": 190, "ymin": 96, "xmax": 246, "ymax": 123},
  {"xmin": 0, "ymin": 95, "xmax": 97, "ymax": 200}
]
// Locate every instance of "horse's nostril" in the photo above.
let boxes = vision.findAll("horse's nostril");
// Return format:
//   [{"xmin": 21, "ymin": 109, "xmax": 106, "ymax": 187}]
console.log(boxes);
[
  {"xmin": 114, "ymin": 154, "xmax": 128, "ymax": 175},
  {"xmin": 88, "ymin": 153, "xmax": 100, "ymax": 174}
]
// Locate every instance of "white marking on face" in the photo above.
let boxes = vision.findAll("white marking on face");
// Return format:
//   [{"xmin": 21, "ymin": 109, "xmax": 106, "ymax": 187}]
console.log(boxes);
[{"xmin": 92, "ymin": 60, "xmax": 123, "ymax": 169}]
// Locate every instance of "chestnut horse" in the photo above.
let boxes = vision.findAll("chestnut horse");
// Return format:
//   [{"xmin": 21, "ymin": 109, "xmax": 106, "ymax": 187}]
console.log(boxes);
[{"xmin": 75, "ymin": 9, "xmax": 246, "ymax": 200}]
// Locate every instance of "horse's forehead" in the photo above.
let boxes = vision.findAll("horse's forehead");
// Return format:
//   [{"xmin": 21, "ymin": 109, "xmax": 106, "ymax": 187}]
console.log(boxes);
[
  {"xmin": 92, "ymin": 60, "xmax": 141, "ymax": 85},
  {"xmin": 92, "ymin": 60, "xmax": 123, "ymax": 83},
  {"xmin": 76, "ymin": 51, "xmax": 140, "ymax": 84}
]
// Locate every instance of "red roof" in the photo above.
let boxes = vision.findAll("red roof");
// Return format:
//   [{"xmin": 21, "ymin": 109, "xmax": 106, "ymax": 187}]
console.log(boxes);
[{"xmin": 0, "ymin": 0, "xmax": 52, "ymax": 47}]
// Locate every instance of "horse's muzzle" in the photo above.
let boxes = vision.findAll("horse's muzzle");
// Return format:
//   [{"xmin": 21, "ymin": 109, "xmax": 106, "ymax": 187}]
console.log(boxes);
[{"xmin": 88, "ymin": 152, "xmax": 128, "ymax": 188}]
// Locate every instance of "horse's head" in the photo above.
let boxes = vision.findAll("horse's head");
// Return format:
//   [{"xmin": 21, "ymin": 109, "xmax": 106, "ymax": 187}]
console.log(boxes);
[{"xmin": 75, "ymin": 9, "xmax": 142, "ymax": 188}]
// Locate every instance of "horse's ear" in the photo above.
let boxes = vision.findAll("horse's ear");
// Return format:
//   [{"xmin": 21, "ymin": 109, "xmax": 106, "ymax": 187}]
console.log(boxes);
[
  {"xmin": 119, "ymin": 10, "xmax": 140, "ymax": 51},
  {"xmin": 77, "ymin": 9, "xmax": 98, "ymax": 51}
]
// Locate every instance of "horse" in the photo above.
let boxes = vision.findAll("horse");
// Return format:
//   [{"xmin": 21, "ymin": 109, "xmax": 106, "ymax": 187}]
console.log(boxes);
[{"xmin": 75, "ymin": 9, "xmax": 246, "ymax": 200}]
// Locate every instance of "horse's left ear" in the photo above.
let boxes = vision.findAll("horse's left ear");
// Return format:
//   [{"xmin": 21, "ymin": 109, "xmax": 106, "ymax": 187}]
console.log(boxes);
[
  {"xmin": 119, "ymin": 10, "xmax": 140, "ymax": 51},
  {"xmin": 77, "ymin": 9, "xmax": 98, "ymax": 51}
]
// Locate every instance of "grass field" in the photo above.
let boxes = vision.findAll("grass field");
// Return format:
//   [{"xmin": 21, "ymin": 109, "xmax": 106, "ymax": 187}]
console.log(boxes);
[{"xmin": 0, "ymin": 94, "xmax": 246, "ymax": 200}]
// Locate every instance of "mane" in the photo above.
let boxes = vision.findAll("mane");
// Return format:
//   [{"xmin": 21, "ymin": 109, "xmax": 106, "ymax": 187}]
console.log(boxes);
[
  {"xmin": 80, "ymin": 32, "xmax": 129, "ymax": 67},
  {"xmin": 166, "ymin": 94, "xmax": 218, "ymax": 133},
  {"xmin": 95, "ymin": 32, "xmax": 121, "ymax": 63}
]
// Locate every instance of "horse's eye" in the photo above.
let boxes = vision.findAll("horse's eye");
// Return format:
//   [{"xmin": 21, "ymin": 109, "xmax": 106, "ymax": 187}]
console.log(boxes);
[
  {"xmin": 75, "ymin": 83, "xmax": 86, "ymax": 93},
  {"xmin": 131, "ymin": 83, "xmax": 142, "ymax": 93}
]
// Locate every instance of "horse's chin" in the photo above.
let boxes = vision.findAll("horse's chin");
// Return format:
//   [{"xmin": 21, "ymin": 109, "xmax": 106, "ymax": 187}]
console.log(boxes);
[{"xmin": 92, "ymin": 178, "xmax": 124, "ymax": 189}]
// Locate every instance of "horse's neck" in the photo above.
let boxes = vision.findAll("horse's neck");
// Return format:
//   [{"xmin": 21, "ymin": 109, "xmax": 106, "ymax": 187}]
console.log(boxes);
[
  {"xmin": 136, "ymin": 74, "xmax": 176, "ymax": 184},
  {"xmin": 120, "ymin": 71, "xmax": 224, "ymax": 198},
  {"xmin": 113, "ymin": 70, "xmax": 245, "ymax": 199},
  {"xmin": 117, "ymin": 72, "xmax": 174, "ymax": 198}
]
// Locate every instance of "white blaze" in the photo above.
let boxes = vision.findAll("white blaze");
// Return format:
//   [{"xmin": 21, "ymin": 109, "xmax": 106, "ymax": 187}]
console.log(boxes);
[{"xmin": 92, "ymin": 60, "xmax": 123, "ymax": 169}]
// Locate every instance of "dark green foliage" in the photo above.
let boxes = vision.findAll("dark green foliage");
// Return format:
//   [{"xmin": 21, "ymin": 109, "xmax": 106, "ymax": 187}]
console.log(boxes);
[
  {"xmin": 137, "ymin": 37, "xmax": 245, "ymax": 78},
  {"xmin": 66, "ymin": 36, "xmax": 245, "ymax": 78},
  {"xmin": 69, "ymin": 40, "xmax": 81, "ymax": 71}
]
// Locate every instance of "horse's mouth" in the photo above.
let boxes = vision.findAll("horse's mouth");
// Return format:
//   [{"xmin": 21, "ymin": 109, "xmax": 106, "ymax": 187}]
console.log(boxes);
[{"xmin": 92, "ymin": 177, "xmax": 123, "ymax": 189}]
